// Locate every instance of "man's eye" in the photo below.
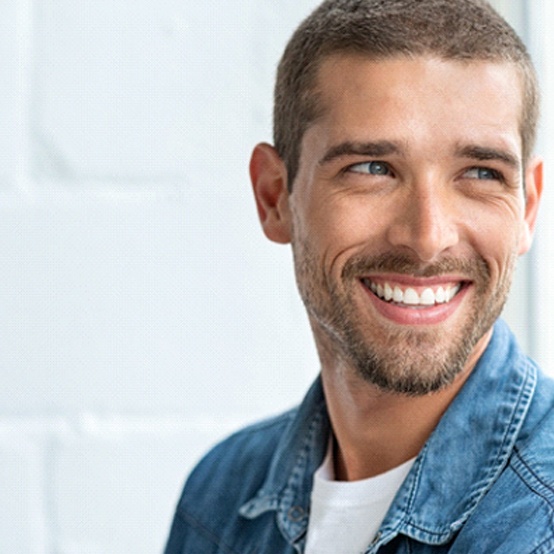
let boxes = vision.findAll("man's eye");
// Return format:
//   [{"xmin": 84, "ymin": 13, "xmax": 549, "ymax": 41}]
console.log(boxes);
[
  {"xmin": 464, "ymin": 167, "xmax": 502, "ymax": 181},
  {"xmin": 348, "ymin": 161, "xmax": 391, "ymax": 175}
]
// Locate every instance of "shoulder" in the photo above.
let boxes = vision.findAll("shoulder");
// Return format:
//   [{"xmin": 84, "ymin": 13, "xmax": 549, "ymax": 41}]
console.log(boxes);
[
  {"xmin": 180, "ymin": 407, "xmax": 297, "ymax": 512},
  {"xmin": 513, "ymin": 367, "xmax": 554, "ymax": 490},
  {"xmin": 452, "ymin": 370, "xmax": 554, "ymax": 552},
  {"xmin": 164, "ymin": 408, "xmax": 298, "ymax": 553},
  {"xmin": 164, "ymin": 378, "xmax": 330, "ymax": 553},
  {"xmin": 501, "ymin": 371, "xmax": 554, "ymax": 548},
  {"xmin": 461, "ymin": 419, "xmax": 554, "ymax": 552},
  {"xmin": 512, "ymin": 394, "xmax": 554, "ymax": 506}
]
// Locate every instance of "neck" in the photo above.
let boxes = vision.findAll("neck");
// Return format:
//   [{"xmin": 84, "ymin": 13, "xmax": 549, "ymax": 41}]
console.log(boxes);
[{"xmin": 317, "ymin": 330, "xmax": 491, "ymax": 481}]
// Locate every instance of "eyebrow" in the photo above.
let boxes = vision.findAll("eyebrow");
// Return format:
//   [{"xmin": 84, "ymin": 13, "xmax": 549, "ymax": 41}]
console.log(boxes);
[
  {"xmin": 318, "ymin": 140, "xmax": 403, "ymax": 166},
  {"xmin": 318, "ymin": 140, "xmax": 521, "ymax": 171},
  {"xmin": 455, "ymin": 145, "xmax": 520, "ymax": 170}
]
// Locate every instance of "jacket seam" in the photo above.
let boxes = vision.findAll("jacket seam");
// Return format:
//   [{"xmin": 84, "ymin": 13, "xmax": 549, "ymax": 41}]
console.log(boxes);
[
  {"xmin": 513, "ymin": 448, "xmax": 554, "ymax": 511},
  {"xmin": 174, "ymin": 508, "xmax": 239, "ymax": 554},
  {"xmin": 532, "ymin": 534, "xmax": 554, "ymax": 554}
]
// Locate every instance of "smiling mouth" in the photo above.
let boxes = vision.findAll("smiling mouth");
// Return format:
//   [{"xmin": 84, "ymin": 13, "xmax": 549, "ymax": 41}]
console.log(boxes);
[{"xmin": 361, "ymin": 278, "xmax": 466, "ymax": 307}]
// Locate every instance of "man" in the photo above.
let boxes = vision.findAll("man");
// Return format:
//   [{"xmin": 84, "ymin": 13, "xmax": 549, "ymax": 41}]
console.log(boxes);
[{"xmin": 165, "ymin": 0, "xmax": 553, "ymax": 552}]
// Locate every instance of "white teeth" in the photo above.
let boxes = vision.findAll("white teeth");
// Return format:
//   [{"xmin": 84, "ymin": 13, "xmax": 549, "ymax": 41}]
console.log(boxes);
[
  {"xmin": 420, "ymin": 288, "xmax": 435, "ymax": 306},
  {"xmin": 366, "ymin": 280, "xmax": 461, "ymax": 306},
  {"xmin": 393, "ymin": 286, "xmax": 404, "ymax": 303},
  {"xmin": 403, "ymin": 288, "xmax": 419, "ymax": 305},
  {"xmin": 447, "ymin": 286, "xmax": 458, "ymax": 302}
]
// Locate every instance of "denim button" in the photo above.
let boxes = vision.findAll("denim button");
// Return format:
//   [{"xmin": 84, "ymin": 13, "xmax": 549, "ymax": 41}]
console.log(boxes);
[{"xmin": 288, "ymin": 506, "xmax": 305, "ymax": 522}]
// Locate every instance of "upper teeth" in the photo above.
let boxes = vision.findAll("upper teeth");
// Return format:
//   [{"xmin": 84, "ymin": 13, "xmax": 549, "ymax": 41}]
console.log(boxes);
[{"xmin": 365, "ymin": 280, "xmax": 461, "ymax": 306}]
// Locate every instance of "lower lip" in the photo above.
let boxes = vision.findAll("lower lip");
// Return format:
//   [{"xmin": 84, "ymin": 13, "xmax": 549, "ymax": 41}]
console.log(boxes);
[{"xmin": 360, "ymin": 281, "xmax": 469, "ymax": 326}]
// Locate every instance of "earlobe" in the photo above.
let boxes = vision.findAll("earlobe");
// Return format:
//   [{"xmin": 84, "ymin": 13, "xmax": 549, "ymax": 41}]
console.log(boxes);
[
  {"xmin": 250, "ymin": 143, "xmax": 292, "ymax": 244},
  {"xmin": 519, "ymin": 156, "xmax": 543, "ymax": 255}
]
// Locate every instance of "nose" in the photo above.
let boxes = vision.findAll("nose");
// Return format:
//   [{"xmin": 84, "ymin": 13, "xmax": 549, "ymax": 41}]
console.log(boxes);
[{"xmin": 386, "ymin": 180, "xmax": 459, "ymax": 263}]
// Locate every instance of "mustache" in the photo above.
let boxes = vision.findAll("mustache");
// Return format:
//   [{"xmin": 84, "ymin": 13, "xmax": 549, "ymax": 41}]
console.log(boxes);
[{"xmin": 342, "ymin": 253, "xmax": 490, "ymax": 281}]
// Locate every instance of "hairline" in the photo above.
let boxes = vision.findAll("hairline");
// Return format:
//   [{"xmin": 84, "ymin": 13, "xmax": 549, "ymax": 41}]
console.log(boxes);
[{"xmin": 286, "ymin": 51, "xmax": 535, "ymax": 191}]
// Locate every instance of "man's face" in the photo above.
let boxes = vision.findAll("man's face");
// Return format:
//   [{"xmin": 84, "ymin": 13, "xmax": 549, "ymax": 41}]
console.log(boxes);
[{"xmin": 253, "ymin": 55, "xmax": 541, "ymax": 395}]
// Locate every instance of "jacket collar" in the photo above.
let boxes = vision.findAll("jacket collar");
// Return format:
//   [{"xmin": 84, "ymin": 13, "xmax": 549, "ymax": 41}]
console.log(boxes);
[
  {"xmin": 240, "ymin": 320, "xmax": 537, "ymax": 548},
  {"xmin": 239, "ymin": 377, "xmax": 330, "ymax": 543}
]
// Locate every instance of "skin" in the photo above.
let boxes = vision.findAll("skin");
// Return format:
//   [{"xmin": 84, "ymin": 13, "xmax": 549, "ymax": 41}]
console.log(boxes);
[{"xmin": 250, "ymin": 55, "xmax": 542, "ymax": 481}]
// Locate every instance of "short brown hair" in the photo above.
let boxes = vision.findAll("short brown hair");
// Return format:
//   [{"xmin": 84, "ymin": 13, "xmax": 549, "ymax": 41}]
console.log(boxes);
[{"xmin": 274, "ymin": 0, "xmax": 540, "ymax": 190}]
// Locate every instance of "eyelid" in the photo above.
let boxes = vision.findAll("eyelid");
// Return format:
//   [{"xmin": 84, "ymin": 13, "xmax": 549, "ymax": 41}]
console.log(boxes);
[
  {"xmin": 462, "ymin": 166, "xmax": 505, "ymax": 181},
  {"xmin": 346, "ymin": 160, "xmax": 392, "ymax": 175}
]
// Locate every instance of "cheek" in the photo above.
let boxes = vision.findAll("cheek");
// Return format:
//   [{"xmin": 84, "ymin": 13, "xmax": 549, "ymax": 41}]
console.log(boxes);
[
  {"xmin": 313, "ymin": 216, "xmax": 384, "ymax": 274},
  {"xmin": 309, "ymin": 196, "xmax": 388, "ymax": 246},
  {"xmin": 290, "ymin": 200, "xmax": 379, "ymax": 285},
  {"xmin": 470, "ymin": 223, "xmax": 522, "ymax": 285},
  {"xmin": 460, "ymin": 196, "xmax": 524, "ymax": 248}
]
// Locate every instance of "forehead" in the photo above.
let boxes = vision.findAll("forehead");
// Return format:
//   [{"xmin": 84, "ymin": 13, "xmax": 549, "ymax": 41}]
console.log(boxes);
[
  {"xmin": 315, "ymin": 53, "xmax": 523, "ymax": 116},
  {"xmin": 306, "ymin": 54, "xmax": 524, "ymax": 156}
]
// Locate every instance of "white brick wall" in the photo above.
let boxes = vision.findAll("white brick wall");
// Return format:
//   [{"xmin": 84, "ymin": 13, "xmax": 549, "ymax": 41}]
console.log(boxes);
[
  {"xmin": 0, "ymin": 1, "xmax": 20, "ymax": 189},
  {"xmin": 0, "ymin": 1, "xmax": 548, "ymax": 553}
]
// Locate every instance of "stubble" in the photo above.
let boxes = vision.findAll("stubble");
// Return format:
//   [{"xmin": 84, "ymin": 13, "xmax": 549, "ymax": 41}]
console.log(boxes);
[{"xmin": 292, "ymin": 241, "xmax": 516, "ymax": 396}]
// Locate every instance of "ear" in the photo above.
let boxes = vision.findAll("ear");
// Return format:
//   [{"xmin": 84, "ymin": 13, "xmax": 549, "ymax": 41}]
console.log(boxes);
[
  {"xmin": 518, "ymin": 156, "xmax": 543, "ymax": 255},
  {"xmin": 250, "ymin": 143, "xmax": 292, "ymax": 244}
]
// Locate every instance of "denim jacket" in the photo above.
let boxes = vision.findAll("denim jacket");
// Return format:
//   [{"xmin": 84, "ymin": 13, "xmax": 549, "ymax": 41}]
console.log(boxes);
[{"xmin": 165, "ymin": 320, "xmax": 554, "ymax": 553}]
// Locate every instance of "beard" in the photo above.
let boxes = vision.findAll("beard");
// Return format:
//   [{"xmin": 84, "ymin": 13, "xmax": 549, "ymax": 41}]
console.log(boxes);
[{"xmin": 292, "ymin": 242, "xmax": 516, "ymax": 396}]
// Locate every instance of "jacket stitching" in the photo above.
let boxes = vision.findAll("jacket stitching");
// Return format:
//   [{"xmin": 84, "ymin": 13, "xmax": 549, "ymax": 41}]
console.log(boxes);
[
  {"xmin": 512, "ymin": 448, "xmax": 554, "ymax": 511},
  {"xmin": 532, "ymin": 534, "xmax": 554, "ymax": 554},
  {"xmin": 175, "ymin": 508, "xmax": 240, "ymax": 554}
]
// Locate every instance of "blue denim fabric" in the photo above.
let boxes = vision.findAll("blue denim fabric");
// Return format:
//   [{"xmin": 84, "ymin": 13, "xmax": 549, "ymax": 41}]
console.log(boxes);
[{"xmin": 165, "ymin": 320, "xmax": 554, "ymax": 553}]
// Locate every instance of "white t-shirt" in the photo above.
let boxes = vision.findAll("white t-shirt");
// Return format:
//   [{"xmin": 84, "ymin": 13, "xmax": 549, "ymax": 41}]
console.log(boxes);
[{"xmin": 305, "ymin": 442, "xmax": 415, "ymax": 554}]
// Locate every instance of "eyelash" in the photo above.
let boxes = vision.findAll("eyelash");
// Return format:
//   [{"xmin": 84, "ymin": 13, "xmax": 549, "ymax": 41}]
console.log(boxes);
[
  {"xmin": 345, "ymin": 162, "xmax": 505, "ymax": 183},
  {"xmin": 346, "ymin": 161, "xmax": 392, "ymax": 176},
  {"xmin": 463, "ymin": 167, "xmax": 505, "ymax": 182}
]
